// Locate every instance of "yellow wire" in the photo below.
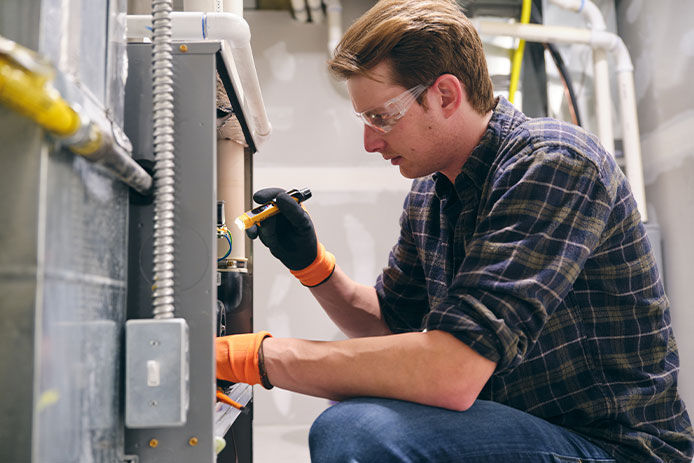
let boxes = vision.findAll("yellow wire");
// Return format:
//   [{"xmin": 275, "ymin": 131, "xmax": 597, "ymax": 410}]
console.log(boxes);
[{"xmin": 508, "ymin": 0, "xmax": 532, "ymax": 105}]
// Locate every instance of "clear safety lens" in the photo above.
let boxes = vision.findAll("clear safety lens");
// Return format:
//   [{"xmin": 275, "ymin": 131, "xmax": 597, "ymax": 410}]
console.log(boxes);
[{"xmin": 356, "ymin": 84, "xmax": 429, "ymax": 133}]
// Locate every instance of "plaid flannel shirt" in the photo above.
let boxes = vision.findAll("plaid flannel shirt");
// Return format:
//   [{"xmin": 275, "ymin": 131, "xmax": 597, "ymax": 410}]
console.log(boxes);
[{"xmin": 375, "ymin": 97, "xmax": 693, "ymax": 462}]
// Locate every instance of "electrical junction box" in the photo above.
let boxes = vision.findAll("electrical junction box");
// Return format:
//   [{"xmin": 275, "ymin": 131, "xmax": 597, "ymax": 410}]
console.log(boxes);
[{"xmin": 125, "ymin": 318, "xmax": 190, "ymax": 428}]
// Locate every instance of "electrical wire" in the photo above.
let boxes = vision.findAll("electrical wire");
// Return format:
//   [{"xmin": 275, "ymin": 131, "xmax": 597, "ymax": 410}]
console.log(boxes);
[
  {"xmin": 217, "ymin": 226, "xmax": 232, "ymax": 262},
  {"xmin": 529, "ymin": 2, "xmax": 583, "ymax": 126},
  {"xmin": 543, "ymin": 43, "xmax": 582, "ymax": 126}
]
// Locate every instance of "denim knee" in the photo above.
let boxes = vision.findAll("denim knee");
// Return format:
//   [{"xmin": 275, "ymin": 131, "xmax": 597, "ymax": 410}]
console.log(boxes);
[
  {"xmin": 309, "ymin": 398, "xmax": 409, "ymax": 463},
  {"xmin": 308, "ymin": 398, "xmax": 616, "ymax": 463}
]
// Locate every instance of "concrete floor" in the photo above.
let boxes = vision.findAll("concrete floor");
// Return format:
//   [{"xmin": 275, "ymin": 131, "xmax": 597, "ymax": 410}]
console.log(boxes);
[{"xmin": 254, "ymin": 424, "xmax": 312, "ymax": 462}]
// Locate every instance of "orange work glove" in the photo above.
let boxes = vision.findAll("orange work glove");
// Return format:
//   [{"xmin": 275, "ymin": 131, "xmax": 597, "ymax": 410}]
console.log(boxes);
[
  {"xmin": 215, "ymin": 331, "xmax": 273, "ymax": 388},
  {"xmin": 290, "ymin": 243, "xmax": 336, "ymax": 287}
]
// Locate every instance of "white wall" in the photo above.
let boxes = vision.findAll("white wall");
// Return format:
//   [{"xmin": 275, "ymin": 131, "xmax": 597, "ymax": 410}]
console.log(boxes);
[{"xmin": 616, "ymin": 0, "xmax": 694, "ymax": 417}]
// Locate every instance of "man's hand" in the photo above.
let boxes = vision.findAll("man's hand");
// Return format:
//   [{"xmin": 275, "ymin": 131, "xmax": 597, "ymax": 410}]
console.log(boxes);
[
  {"xmin": 248, "ymin": 187, "xmax": 336, "ymax": 287},
  {"xmin": 247, "ymin": 187, "xmax": 318, "ymax": 271},
  {"xmin": 215, "ymin": 331, "xmax": 273, "ymax": 388}
]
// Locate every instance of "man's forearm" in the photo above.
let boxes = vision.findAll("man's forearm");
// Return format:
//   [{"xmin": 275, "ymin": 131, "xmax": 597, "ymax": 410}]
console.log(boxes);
[
  {"xmin": 309, "ymin": 264, "xmax": 391, "ymax": 338},
  {"xmin": 261, "ymin": 330, "xmax": 497, "ymax": 411}
]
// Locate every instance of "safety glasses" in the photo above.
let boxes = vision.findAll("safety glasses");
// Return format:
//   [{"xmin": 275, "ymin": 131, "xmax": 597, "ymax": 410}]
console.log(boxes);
[{"xmin": 355, "ymin": 84, "xmax": 430, "ymax": 134}]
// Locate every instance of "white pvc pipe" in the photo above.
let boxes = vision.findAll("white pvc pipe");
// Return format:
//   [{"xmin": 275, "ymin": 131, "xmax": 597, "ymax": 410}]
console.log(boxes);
[
  {"xmin": 550, "ymin": 0, "xmax": 613, "ymax": 166},
  {"xmin": 474, "ymin": 21, "xmax": 593, "ymax": 45},
  {"xmin": 593, "ymin": 49, "xmax": 614, "ymax": 154},
  {"xmin": 218, "ymin": 139, "xmax": 246, "ymax": 260},
  {"xmin": 307, "ymin": 0, "xmax": 324, "ymax": 23},
  {"xmin": 617, "ymin": 71, "xmax": 647, "ymax": 224},
  {"xmin": 472, "ymin": 19, "xmax": 647, "ymax": 222},
  {"xmin": 226, "ymin": 43, "xmax": 272, "ymax": 143},
  {"xmin": 549, "ymin": 0, "xmax": 606, "ymax": 30},
  {"xmin": 290, "ymin": 0, "xmax": 309, "ymax": 23},
  {"xmin": 126, "ymin": 12, "xmax": 272, "ymax": 147},
  {"xmin": 324, "ymin": 0, "xmax": 342, "ymax": 56}
]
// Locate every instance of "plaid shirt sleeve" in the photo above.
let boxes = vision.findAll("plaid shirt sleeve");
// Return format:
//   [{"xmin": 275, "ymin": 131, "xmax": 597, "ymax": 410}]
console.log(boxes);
[{"xmin": 423, "ymin": 146, "xmax": 612, "ymax": 373}]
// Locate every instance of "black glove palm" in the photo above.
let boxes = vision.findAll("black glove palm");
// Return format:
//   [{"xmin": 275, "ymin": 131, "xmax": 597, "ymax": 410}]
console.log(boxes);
[{"xmin": 246, "ymin": 187, "xmax": 317, "ymax": 271}]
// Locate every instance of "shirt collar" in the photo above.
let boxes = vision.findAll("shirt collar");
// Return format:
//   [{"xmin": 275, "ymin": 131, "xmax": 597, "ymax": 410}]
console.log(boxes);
[{"xmin": 433, "ymin": 96, "xmax": 527, "ymax": 200}]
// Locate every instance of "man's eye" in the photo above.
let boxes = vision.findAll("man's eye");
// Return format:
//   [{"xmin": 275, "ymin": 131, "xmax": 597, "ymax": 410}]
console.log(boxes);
[{"xmin": 368, "ymin": 112, "xmax": 391, "ymax": 126}]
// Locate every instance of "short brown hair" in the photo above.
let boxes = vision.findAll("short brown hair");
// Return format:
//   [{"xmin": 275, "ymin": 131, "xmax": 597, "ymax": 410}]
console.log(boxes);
[{"xmin": 328, "ymin": 0, "xmax": 495, "ymax": 115}]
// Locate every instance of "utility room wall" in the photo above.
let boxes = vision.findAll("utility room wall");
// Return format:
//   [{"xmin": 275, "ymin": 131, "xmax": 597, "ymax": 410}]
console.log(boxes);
[{"xmin": 616, "ymin": 0, "xmax": 694, "ymax": 420}]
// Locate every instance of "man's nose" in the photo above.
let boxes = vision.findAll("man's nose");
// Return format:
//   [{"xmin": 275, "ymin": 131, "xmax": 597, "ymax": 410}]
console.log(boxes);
[{"xmin": 363, "ymin": 125, "xmax": 387, "ymax": 153}]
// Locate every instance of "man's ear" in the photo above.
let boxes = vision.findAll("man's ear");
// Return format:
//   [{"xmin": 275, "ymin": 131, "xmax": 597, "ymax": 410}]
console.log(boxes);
[{"xmin": 432, "ymin": 74, "xmax": 463, "ymax": 118}]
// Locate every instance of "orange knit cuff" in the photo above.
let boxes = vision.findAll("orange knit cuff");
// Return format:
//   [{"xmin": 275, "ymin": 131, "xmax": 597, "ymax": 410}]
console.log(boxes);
[
  {"xmin": 290, "ymin": 243, "xmax": 336, "ymax": 287},
  {"xmin": 215, "ymin": 331, "xmax": 272, "ymax": 385}
]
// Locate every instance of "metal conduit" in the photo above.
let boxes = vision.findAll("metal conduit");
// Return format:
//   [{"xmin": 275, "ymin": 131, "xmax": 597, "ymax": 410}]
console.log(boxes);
[{"xmin": 151, "ymin": 0, "xmax": 177, "ymax": 319}]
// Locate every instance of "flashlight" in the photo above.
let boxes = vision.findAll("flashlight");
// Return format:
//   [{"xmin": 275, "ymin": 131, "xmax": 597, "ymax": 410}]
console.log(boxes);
[{"xmin": 235, "ymin": 188, "xmax": 312, "ymax": 230}]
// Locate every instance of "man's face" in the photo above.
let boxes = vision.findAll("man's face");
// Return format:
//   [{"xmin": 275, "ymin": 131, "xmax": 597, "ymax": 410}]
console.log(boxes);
[{"xmin": 347, "ymin": 62, "xmax": 458, "ymax": 180}]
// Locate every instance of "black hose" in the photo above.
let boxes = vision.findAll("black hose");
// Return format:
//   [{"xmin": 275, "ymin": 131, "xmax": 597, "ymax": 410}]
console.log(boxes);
[{"xmin": 530, "ymin": 2, "xmax": 583, "ymax": 127}]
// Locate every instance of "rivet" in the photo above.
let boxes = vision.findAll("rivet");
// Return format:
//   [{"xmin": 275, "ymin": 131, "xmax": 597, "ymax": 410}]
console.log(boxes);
[
  {"xmin": 188, "ymin": 436, "xmax": 199, "ymax": 446},
  {"xmin": 179, "ymin": 44, "xmax": 189, "ymax": 52},
  {"xmin": 149, "ymin": 438, "xmax": 159, "ymax": 448}
]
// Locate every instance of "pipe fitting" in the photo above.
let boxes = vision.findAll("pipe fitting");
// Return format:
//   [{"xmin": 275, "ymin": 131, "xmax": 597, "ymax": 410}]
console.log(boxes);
[
  {"xmin": 204, "ymin": 13, "xmax": 250, "ymax": 47},
  {"xmin": 126, "ymin": 12, "xmax": 272, "ymax": 147}
]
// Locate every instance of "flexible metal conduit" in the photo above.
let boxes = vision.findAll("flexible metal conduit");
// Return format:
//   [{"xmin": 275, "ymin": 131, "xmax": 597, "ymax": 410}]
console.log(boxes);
[{"xmin": 151, "ymin": 0, "xmax": 177, "ymax": 319}]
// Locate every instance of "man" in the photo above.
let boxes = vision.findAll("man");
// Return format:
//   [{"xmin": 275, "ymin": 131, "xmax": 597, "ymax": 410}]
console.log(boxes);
[{"xmin": 216, "ymin": 0, "xmax": 694, "ymax": 461}]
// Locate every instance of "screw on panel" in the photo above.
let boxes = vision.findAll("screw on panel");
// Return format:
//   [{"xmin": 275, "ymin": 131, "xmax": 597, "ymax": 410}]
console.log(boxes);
[
  {"xmin": 149, "ymin": 438, "xmax": 159, "ymax": 448},
  {"xmin": 188, "ymin": 436, "xmax": 199, "ymax": 446},
  {"xmin": 179, "ymin": 44, "xmax": 188, "ymax": 52}
]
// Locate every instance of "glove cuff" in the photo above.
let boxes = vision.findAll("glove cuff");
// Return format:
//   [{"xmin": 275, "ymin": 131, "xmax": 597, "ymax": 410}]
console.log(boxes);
[
  {"xmin": 290, "ymin": 243, "xmax": 336, "ymax": 287},
  {"xmin": 216, "ymin": 331, "xmax": 272, "ymax": 386}
]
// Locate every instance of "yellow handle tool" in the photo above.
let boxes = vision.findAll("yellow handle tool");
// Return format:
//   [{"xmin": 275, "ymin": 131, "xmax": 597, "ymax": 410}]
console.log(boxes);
[{"xmin": 235, "ymin": 188, "xmax": 312, "ymax": 230}]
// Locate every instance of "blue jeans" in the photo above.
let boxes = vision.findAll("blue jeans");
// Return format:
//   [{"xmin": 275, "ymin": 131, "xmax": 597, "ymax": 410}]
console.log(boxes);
[{"xmin": 309, "ymin": 398, "xmax": 616, "ymax": 462}]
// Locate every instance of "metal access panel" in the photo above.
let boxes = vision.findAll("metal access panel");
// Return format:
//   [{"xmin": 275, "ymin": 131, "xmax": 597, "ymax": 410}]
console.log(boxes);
[{"xmin": 124, "ymin": 41, "xmax": 218, "ymax": 462}]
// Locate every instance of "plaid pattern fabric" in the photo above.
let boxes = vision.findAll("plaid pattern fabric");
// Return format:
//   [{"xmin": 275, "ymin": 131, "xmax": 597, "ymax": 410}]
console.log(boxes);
[{"xmin": 375, "ymin": 97, "xmax": 693, "ymax": 462}]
